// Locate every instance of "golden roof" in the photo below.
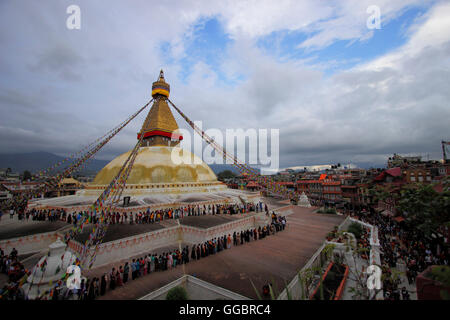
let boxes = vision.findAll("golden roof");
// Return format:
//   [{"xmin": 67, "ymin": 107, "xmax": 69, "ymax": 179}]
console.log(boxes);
[
  {"xmin": 141, "ymin": 98, "xmax": 179, "ymax": 134},
  {"xmin": 141, "ymin": 70, "xmax": 178, "ymax": 136},
  {"xmin": 58, "ymin": 178, "xmax": 81, "ymax": 186}
]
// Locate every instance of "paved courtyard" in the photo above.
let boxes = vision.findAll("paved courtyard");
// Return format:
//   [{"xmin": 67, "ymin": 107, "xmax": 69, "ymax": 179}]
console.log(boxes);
[
  {"xmin": 87, "ymin": 206, "xmax": 344, "ymax": 300},
  {"xmin": 179, "ymin": 214, "xmax": 244, "ymax": 229},
  {"xmin": 0, "ymin": 218, "xmax": 67, "ymax": 240}
]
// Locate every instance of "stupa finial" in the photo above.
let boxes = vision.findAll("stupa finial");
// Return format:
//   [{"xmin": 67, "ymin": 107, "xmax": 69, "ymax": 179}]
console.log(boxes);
[
  {"xmin": 159, "ymin": 69, "xmax": 165, "ymax": 82},
  {"xmin": 151, "ymin": 70, "xmax": 170, "ymax": 98}
]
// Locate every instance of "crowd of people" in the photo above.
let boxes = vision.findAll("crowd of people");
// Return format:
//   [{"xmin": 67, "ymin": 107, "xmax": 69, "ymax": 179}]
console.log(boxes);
[
  {"xmin": 0, "ymin": 247, "xmax": 27, "ymax": 300},
  {"xmin": 21, "ymin": 201, "xmax": 268, "ymax": 226},
  {"xmin": 68, "ymin": 213, "xmax": 287, "ymax": 300},
  {"xmin": 356, "ymin": 226, "xmax": 371, "ymax": 261},
  {"xmin": 0, "ymin": 203, "xmax": 286, "ymax": 300},
  {"xmin": 0, "ymin": 247, "xmax": 25, "ymax": 283},
  {"xmin": 0, "ymin": 194, "xmax": 28, "ymax": 221},
  {"xmin": 353, "ymin": 210, "xmax": 449, "ymax": 300}
]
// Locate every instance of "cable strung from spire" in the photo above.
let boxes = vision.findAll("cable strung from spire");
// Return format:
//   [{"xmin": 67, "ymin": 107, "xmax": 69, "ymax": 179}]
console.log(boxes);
[{"xmin": 167, "ymin": 99, "xmax": 297, "ymax": 201}]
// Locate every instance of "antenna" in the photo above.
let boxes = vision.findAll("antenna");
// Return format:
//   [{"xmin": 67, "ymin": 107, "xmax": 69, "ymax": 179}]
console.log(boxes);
[{"xmin": 442, "ymin": 140, "xmax": 450, "ymax": 163}]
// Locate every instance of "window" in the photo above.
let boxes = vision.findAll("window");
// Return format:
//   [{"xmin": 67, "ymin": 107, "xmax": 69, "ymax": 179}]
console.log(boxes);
[{"xmin": 411, "ymin": 176, "xmax": 416, "ymax": 182}]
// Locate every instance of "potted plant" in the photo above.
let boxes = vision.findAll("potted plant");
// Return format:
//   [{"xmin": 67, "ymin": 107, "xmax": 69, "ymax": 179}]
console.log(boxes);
[
  {"xmin": 166, "ymin": 286, "xmax": 189, "ymax": 300},
  {"xmin": 416, "ymin": 265, "xmax": 450, "ymax": 300}
]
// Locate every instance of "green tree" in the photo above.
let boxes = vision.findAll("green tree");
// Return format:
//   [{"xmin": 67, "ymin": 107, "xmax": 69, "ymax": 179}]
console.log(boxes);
[
  {"xmin": 397, "ymin": 183, "xmax": 450, "ymax": 238},
  {"xmin": 217, "ymin": 170, "xmax": 236, "ymax": 181},
  {"xmin": 166, "ymin": 286, "xmax": 188, "ymax": 300},
  {"xmin": 429, "ymin": 265, "xmax": 450, "ymax": 300},
  {"xmin": 22, "ymin": 170, "xmax": 32, "ymax": 181},
  {"xmin": 347, "ymin": 222, "xmax": 363, "ymax": 239}
]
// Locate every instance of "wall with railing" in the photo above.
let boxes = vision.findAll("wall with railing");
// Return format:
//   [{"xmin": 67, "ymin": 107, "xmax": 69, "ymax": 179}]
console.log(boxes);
[
  {"xmin": 68, "ymin": 213, "xmax": 264, "ymax": 268},
  {"xmin": 0, "ymin": 231, "xmax": 60, "ymax": 255},
  {"xmin": 278, "ymin": 216, "xmax": 382, "ymax": 300}
]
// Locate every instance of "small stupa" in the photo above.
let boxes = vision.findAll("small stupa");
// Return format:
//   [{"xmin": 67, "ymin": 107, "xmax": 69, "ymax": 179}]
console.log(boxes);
[
  {"xmin": 22, "ymin": 239, "xmax": 78, "ymax": 300},
  {"xmin": 297, "ymin": 192, "xmax": 311, "ymax": 207}
]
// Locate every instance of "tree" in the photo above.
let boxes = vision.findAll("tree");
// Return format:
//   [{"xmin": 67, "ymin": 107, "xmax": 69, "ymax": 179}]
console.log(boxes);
[
  {"xmin": 217, "ymin": 170, "xmax": 236, "ymax": 181},
  {"xmin": 166, "ymin": 286, "xmax": 188, "ymax": 300},
  {"xmin": 22, "ymin": 170, "xmax": 32, "ymax": 181},
  {"xmin": 397, "ymin": 183, "xmax": 450, "ymax": 239},
  {"xmin": 429, "ymin": 265, "xmax": 450, "ymax": 300},
  {"xmin": 347, "ymin": 222, "xmax": 363, "ymax": 239}
]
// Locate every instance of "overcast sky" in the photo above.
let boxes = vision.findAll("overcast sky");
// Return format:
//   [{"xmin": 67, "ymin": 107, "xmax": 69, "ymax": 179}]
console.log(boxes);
[{"xmin": 0, "ymin": 0, "xmax": 449, "ymax": 169}]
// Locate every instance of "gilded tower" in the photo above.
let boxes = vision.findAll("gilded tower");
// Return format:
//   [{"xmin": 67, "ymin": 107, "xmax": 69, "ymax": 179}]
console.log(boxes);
[{"xmin": 137, "ymin": 70, "xmax": 183, "ymax": 147}]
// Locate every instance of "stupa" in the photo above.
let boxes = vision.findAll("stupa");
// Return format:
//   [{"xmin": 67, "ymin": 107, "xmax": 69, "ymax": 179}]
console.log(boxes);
[
  {"xmin": 22, "ymin": 239, "xmax": 81, "ymax": 300},
  {"xmin": 33, "ymin": 71, "xmax": 258, "ymax": 210},
  {"xmin": 297, "ymin": 192, "xmax": 311, "ymax": 208}
]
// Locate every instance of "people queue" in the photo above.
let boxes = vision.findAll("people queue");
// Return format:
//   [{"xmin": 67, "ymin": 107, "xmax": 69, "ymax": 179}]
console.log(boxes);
[
  {"xmin": 66, "ymin": 214, "xmax": 287, "ymax": 300},
  {"xmin": 22, "ymin": 201, "xmax": 268, "ymax": 226}
]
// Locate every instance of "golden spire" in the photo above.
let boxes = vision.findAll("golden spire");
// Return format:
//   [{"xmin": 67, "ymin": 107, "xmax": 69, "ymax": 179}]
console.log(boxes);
[{"xmin": 138, "ymin": 71, "xmax": 182, "ymax": 147}]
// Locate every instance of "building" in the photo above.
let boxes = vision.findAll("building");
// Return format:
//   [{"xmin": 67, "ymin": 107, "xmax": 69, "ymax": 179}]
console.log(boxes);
[
  {"xmin": 56, "ymin": 178, "xmax": 83, "ymax": 197},
  {"xmin": 372, "ymin": 167, "xmax": 405, "ymax": 216},
  {"xmin": 403, "ymin": 167, "xmax": 432, "ymax": 183},
  {"xmin": 322, "ymin": 180, "xmax": 342, "ymax": 205},
  {"xmin": 0, "ymin": 184, "xmax": 12, "ymax": 202},
  {"xmin": 387, "ymin": 154, "xmax": 422, "ymax": 168},
  {"xmin": 0, "ymin": 181, "xmax": 46, "ymax": 199}
]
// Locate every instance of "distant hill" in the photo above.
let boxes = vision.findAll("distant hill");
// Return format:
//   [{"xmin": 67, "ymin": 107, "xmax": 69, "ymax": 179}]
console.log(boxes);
[
  {"xmin": 0, "ymin": 152, "xmax": 241, "ymax": 177},
  {"xmin": 209, "ymin": 164, "xmax": 240, "ymax": 175},
  {"xmin": 0, "ymin": 152, "xmax": 109, "ymax": 176}
]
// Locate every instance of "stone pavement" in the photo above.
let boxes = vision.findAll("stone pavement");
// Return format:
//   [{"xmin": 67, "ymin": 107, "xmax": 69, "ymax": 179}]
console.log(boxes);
[
  {"xmin": 87, "ymin": 206, "xmax": 344, "ymax": 300},
  {"xmin": 180, "ymin": 213, "xmax": 247, "ymax": 229},
  {"xmin": 74, "ymin": 222, "xmax": 165, "ymax": 243},
  {"xmin": 0, "ymin": 216, "xmax": 67, "ymax": 240}
]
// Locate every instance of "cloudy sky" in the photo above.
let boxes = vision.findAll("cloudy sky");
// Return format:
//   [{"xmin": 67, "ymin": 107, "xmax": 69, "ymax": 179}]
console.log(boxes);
[{"xmin": 0, "ymin": 0, "xmax": 449, "ymax": 170}]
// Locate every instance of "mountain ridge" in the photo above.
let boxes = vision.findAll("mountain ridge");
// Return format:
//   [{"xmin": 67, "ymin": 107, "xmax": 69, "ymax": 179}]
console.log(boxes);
[{"xmin": 0, "ymin": 151, "xmax": 240, "ymax": 176}]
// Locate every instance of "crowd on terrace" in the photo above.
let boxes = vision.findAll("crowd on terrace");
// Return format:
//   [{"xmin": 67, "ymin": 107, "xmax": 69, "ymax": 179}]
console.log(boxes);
[
  {"xmin": 20, "ymin": 201, "xmax": 268, "ymax": 225},
  {"xmin": 0, "ymin": 197, "xmax": 285, "ymax": 300},
  {"xmin": 51, "ymin": 213, "xmax": 287, "ymax": 300}
]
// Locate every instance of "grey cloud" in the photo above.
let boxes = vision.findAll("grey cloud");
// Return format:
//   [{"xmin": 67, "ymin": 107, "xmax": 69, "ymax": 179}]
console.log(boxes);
[
  {"xmin": 0, "ymin": 1, "xmax": 449, "ymax": 170},
  {"xmin": 28, "ymin": 43, "xmax": 85, "ymax": 81}
]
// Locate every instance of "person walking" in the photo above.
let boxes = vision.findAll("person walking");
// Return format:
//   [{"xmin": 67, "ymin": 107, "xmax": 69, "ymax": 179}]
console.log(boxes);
[
  {"xmin": 131, "ymin": 259, "xmax": 136, "ymax": 280},
  {"xmin": 100, "ymin": 274, "xmax": 107, "ymax": 296},
  {"xmin": 109, "ymin": 268, "xmax": 116, "ymax": 290},
  {"xmin": 116, "ymin": 268, "xmax": 123, "ymax": 287},
  {"xmin": 167, "ymin": 252, "xmax": 173, "ymax": 270},
  {"xmin": 123, "ymin": 262, "xmax": 129, "ymax": 283},
  {"xmin": 87, "ymin": 279, "xmax": 96, "ymax": 300}
]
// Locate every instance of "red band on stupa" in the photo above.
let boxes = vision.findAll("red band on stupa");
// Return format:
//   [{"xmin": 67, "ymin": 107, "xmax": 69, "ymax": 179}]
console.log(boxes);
[{"xmin": 137, "ymin": 130, "xmax": 183, "ymax": 141}]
